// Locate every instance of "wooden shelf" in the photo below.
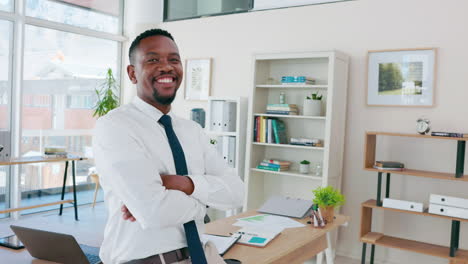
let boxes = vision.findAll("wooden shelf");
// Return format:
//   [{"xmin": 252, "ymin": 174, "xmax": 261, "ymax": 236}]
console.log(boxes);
[
  {"xmin": 254, "ymin": 113, "xmax": 326, "ymax": 120},
  {"xmin": 360, "ymin": 232, "xmax": 468, "ymax": 261},
  {"xmin": 364, "ymin": 167, "xmax": 468, "ymax": 182},
  {"xmin": 252, "ymin": 142, "xmax": 324, "ymax": 150},
  {"xmin": 363, "ymin": 199, "xmax": 468, "ymax": 223},
  {"xmin": 367, "ymin": 131, "xmax": 468, "ymax": 141},
  {"xmin": 256, "ymin": 84, "xmax": 328, "ymax": 89},
  {"xmin": 251, "ymin": 168, "xmax": 322, "ymax": 180}
]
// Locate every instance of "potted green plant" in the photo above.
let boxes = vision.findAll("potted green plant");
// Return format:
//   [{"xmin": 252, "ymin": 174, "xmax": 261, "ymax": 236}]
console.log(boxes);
[
  {"xmin": 303, "ymin": 91, "xmax": 322, "ymax": 116},
  {"xmin": 93, "ymin": 68, "xmax": 120, "ymax": 118},
  {"xmin": 299, "ymin": 160, "xmax": 310, "ymax": 174},
  {"xmin": 312, "ymin": 186, "xmax": 345, "ymax": 223}
]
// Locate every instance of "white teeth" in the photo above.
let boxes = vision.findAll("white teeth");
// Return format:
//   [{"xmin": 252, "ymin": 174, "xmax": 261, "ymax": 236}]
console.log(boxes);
[{"xmin": 157, "ymin": 78, "xmax": 173, "ymax": 83}]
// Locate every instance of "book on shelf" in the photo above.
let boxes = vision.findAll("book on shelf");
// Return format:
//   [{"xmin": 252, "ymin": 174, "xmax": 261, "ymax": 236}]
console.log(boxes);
[
  {"xmin": 44, "ymin": 154, "xmax": 68, "ymax": 158},
  {"xmin": 256, "ymin": 165, "xmax": 289, "ymax": 172},
  {"xmin": 373, "ymin": 165, "xmax": 403, "ymax": 171},
  {"xmin": 290, "ymin": 138, "xmax": 323, "ymax": 147},
  {"xmin": 262, "ymin": 159, "xmax": 292, "ymax": 166},
  {"xmin": 374, "ymin": 161, "xmax": 404, "ymax": 168},
  {"xmin": 259, "ymin": 162, "xmax": 289, "ymax": 169},
  {"xmin": 254, "ymin": 117, "xmax": 287, "ymax": 144},
  {"xmin": 265, "ymin": 110, "xmax": 298, "ymax": 115},
  {"xmin": 431, "ymin": 131, "xmax": 468, "ymax": 138}
]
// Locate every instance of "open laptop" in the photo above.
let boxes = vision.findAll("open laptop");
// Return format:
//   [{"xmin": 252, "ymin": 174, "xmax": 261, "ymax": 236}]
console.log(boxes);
[{"xmin": 10, "ymin": 225, "xmax": 102, "ymax": 264}]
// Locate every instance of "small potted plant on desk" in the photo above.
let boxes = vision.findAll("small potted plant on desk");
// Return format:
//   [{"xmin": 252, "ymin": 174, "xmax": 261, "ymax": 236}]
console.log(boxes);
[
  {"xmin": 303, "ymin": 92, "xmax": 322, "ymax": 116},
  {"xmin": 299, "ymin": 160, "xmax": 310, "ymax": 174},
  {"xmin": 312, "ymin": 186, "xmax": 345, "ymax": 223},
  {"xmin": 93, "ymin": 68, "xmax": 120, "ymax": 118}
]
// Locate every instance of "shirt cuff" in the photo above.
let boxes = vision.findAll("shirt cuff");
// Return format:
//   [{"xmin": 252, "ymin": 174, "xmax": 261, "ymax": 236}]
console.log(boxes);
[{"xmin": 188, "ymin": 175, "xmax": 209, "ymax": 204}]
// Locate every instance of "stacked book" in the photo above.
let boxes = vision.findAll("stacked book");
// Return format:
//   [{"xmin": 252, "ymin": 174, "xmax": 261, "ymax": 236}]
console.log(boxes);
[
  {"xmin": 281, "ymin": 76, "xmax": 316, "ymax": 85},
  {"xmin": 254, "ymin": 117, "xmax": 287, "ymax": 144},
  {"xmin": 257, "ymin": 159, "xmax": 291, "ymax": 172},
  {"xmin": 373, "ymin": 161, "xmax": 404, "ymax": 171},
  {"xmin": 266, "ymin": 104, "xmax": 298, "ymax": 115},
  {"xmin": 44, "ymin": 146, "xmax": 68, "ymax": 158},
  {"xmin": 290, "ymin": 137, "xmax": 323, "ymax": 147},
  {"xmin": 431, "ymin": 131, "xmax": 468, "ymax": 138}
]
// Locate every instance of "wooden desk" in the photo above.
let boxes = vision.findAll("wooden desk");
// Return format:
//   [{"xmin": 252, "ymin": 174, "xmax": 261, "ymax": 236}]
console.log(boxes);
[
  {"xmin": 0, "ymin": 155, "xmax": 87, "ymax": 221},
  {"xmin": 206, "ymin": 211, "xmax": 349, "ymax": 264}
]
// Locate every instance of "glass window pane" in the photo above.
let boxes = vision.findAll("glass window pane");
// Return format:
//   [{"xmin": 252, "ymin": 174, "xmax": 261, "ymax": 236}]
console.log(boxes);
[
  {"xmin": 20, "ymin": 25, "xmax": 118, "ymax": 214},
  {"xmin": 26, "ymin": 0, "xmax": 122, "ymax": 34},
  {"xmin": 0, "ymin": 20, "xmax": 12, "ymax": 219},
  {"xmin": 165, "ymin": 0, "xmax": 251, "ymax": 21},
  {"xmin": 0, "ymin": 20, "xmax": 11, "ymax": 130},
  {"xmin": 0, "ymin": 0, "xmax": 13, "ymax": 12}
]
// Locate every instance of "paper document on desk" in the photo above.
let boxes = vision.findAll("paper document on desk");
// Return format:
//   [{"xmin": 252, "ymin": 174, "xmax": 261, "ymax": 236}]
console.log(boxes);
[
  {"xmin": 235, "ymin": 225, "xmax": 283, "ymax": 247},
  {"xmin": 234, "ymin": 214, "xmax": 305, "ymax": 229},
  {"xmin": 201, "ymin": 233, "xmax": 241, "ymax": 255}
]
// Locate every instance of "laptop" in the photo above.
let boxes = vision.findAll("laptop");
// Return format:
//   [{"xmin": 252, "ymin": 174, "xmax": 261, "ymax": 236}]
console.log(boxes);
[{"xmin": 10, "ymin": 225, "xmax": 102, "ymax": 264}]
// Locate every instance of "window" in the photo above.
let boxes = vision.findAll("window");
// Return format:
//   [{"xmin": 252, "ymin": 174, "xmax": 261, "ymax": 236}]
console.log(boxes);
[
  {"xmin": 0, "ymin": 0, "xmax": 123, "ymax": 217},
  {"xmin": 0, "ymin": 0, "xmax": 13, "ymax": 12},
  {"xmin": 164, "ymin": 0, "xmax": 252, "ymax": 21},
  {"xmin": 26, "ymin": 0, "xmax": 121, "ymax": 34},
  {"xmin": 20, "ymin": 25, "xmax": 119, "ymax": 214},
  {"xmin": 0, "ymin": 20, "xmax": 12, "ymax": 218},
  {"xmin": 164, "ymin": 0, "xmax": 349, "ymax": 21}
]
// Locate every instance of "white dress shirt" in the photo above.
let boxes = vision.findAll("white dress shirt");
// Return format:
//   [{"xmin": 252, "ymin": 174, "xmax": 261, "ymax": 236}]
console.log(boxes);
[{"xmin": 93, "ymin": 96, "xmax": 244, "ymax": 264}]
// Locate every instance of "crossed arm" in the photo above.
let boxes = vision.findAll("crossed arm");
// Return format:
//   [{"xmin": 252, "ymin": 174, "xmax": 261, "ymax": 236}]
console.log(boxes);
[{"xmin": 121, "ymin": 174, "xmax": 194, "ymax": 222}]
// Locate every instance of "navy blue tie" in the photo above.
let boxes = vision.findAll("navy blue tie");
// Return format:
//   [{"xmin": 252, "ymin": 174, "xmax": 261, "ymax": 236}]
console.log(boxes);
[{"xmin": 159, "ymin": 115, "xmax": 207, "ymax": 264}]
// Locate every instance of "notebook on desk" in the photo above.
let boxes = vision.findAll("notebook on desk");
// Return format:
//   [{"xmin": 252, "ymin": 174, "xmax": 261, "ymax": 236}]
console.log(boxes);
[
  {"xmin": 235, "ymin": 226, "xmax": 283, "ymax": 248},
  {"xmin": 258, "ymin": 195, "xmax": 314, "ymax": 218}
]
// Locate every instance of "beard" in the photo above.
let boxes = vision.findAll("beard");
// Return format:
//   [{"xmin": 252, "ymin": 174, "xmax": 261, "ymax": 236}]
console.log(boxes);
[{"xmin": 152, "ymin": 89, "xmax": 177, "ymax": 105}]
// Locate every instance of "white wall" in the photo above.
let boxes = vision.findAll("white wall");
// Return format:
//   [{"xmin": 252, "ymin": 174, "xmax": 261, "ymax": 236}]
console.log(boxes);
[{"xmin": 123, "ymin": 0, "xmax": 468, "ymax": 263}]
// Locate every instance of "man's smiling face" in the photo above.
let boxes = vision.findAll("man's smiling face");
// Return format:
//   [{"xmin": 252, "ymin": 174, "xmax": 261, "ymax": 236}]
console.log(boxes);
[{"xmin": 130, "ymin": 35, "xmax": 183, "ymax": 106}]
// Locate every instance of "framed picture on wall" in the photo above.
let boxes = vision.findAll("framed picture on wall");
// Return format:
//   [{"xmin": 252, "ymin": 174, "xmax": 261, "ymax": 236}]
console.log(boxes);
[
  {"xmin": 184, "ymin": 58, "xmax": 212, "ymax": 101},
  {"xmin": 367, "ymin": 48, "xmax": 437, "ymax": 107}
]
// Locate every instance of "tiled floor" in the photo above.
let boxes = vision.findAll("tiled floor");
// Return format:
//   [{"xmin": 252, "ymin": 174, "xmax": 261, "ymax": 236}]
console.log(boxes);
[{"xmin": 0, "ymin": 203, "xmax": 359, "ymax": 263}]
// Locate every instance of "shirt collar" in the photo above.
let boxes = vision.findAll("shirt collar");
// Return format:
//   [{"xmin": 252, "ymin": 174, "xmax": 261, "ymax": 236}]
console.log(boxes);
[{"xmin": 132, "ymin": 96, "xmax": 175, "ymax": 123}]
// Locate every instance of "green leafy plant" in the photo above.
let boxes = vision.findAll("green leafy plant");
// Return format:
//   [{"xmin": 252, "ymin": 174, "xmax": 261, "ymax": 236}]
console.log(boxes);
[
  {"xmin": 306, "ymin": 91, "xmax": 323, "ymax": 100},
  {"xmin": 210, "ymin": 139, "xmax": 217, "ymax": 145},
  {"xmin": 300, "ymin": 160, "xmax": 310, "ymax": 165},
  {"xmin": 93, "ymin": 68, "xmax": 120, "ymax": 117},
  {"xmin": 312, "ymin": 186, "xmax": 345, "ymax": 208}
]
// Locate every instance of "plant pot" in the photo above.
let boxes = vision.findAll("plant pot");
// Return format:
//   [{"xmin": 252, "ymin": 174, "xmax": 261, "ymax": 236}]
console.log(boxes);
[
  {"xmin": 299, "ymin": 164, "xmax": 310, "ymax": 174},
  {"xmin": 319, "ymin": 206, "xmax": 335, "ymax": 223},
  {"xmin": 303, "ymin": 99, "xmax": 321, "ymax": 116}
]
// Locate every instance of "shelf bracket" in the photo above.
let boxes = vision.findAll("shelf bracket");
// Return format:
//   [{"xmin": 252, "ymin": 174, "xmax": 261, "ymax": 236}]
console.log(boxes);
[
  {"xmin": 377, "ymin": 172, "xmax": 383, "ymax": 206},
  {"xmin": 456, "ymin": 141, "xmax": 465, "ymax": 178},
  {"xmin": 385, "ymin": 173, "xmax": 391, "ymax": 198},
  {"xmin": 450, "ymin": 220, "xmax": 461, "ymax": 257}
]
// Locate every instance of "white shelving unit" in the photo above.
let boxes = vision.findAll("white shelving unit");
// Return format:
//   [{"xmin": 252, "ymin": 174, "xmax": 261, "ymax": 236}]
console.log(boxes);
[
  {"xmin": 244, "ymin": 51, "xmax": 349, "ymax": 209},
  {"xmin": 205, "ymin": 96, "xmax": 247, "ymax": 219},
  {"xmin": 244, "ymin": 51, "xmax": 349, "ymax": 263}
]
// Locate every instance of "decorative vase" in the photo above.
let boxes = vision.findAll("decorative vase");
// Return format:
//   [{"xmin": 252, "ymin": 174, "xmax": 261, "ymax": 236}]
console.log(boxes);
[
  {"xmin": 319, "ymin": 206, "xmax": 335, "ymax": 223},
  {"xmin": 303, "ymin": 99, "xmax": 321, "ymax": 116},
  {"xmin": 299, "ymin": 164, "xmax": 310, "ymax": 174}
]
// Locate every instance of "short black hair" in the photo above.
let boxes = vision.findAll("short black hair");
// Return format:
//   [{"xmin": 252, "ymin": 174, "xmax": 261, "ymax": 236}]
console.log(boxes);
[{"xmin": 128, "ymin": 28, "xmax": 175, "ymax": 64}]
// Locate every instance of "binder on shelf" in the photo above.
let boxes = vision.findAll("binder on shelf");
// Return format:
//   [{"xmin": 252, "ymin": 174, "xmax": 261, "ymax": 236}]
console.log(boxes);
[
  {"xmin": 215, "ymin": 136, "xmax": 224, "ymax": 156},
  {"xmin": 267, "ymin": 119, "xmax": 273, "ymax": 143},
  {"xmin": 429, "ymin": 203, "xmax": 468, "ymax": 219},
  {"xmin": 222, "ymin": 136, "xmax": 229, "ymax": 164},
  {"xmin": 221, "ymin": 102, "xmax": 237, "ymax": 132},
  {"xmin": 382, "ymin": 198, "xmax": 424, "ymax": 212},
  {"xmin": 228, "ymin": 136, "xmax": 236, "ymax": 168},
  {"xmin": 211, "ymin": 100, "xmax": 224, "ymax": 132},
  {"xmin": 430, "ymin": 194, "xmax": 468, "ymax": 209}
]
